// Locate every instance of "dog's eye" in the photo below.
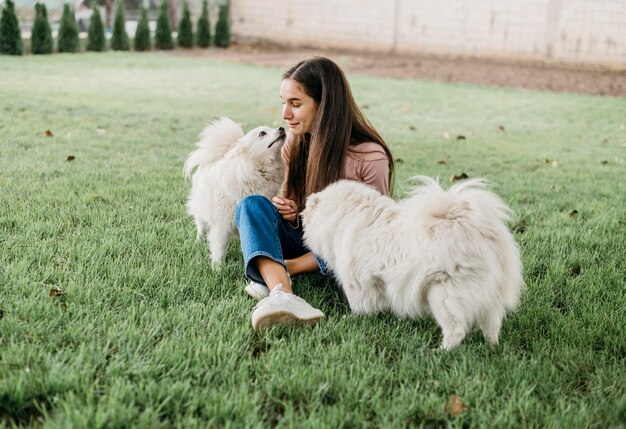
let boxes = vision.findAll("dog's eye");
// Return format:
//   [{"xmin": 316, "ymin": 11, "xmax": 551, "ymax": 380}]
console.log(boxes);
[{"xmin": 258, "ymin": 131, "xmax": 267, "ymax": 137}]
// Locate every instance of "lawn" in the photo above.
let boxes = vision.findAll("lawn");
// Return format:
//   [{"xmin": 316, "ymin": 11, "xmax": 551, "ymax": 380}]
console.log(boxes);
[{"xmin": 0, "ymin": 53, "xmax": 624, "ymax": 428}]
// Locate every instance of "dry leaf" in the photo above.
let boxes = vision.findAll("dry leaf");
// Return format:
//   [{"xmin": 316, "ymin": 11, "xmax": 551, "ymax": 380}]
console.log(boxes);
[
  {"xmin": 443, "ymin": 132, "xmax": 450, "ymax": 139},
  {"xmin": 600, "ymin": 160, "xmax": 609, "ymax": 165},
  {"xmin": 96, "ymin": 128, "xmax": 106, "ymax": 135},
  {"xmin": 44, "ymin": 129, "xmax": 54, "ymax": 137},
  {"xmin": 361, "ymin": 104, "xmax": 370, "ymax": 110},
  {"xmin": 409, "ymin": 125, "xmax": 416, "ymax": 131},
  {"xmin": 496, "ymin": 125, "xmax": 505, "ymax": 133},
  {"xmin": 66, "ymin": 155, "xmax": 75, "ymax": 162},
  {"xmin": 395, "ymin": 158, "xmax": 404, "ymax": 164},
  {"xmin": 400, "ymin": 104, "xmax": 412, "ymax": 112},
  {"xmin": 444, "ymin": 395, "xmax": 468, "ymax": 417},
  {"xmin": 437, "ymin": 159, "xmax": 449, "ymax": 165},
  {"xmin": 569, "ymin": 209, "xmax": 578, "ymax": 217},
  {"xmin": 456, "ymin": 135, "xmax": 466, "ymax": 140},
  {"xmin": 450, "ymin": 173, "xmax": 469, "ymax": 182},
  {"xmin": 552, "ymin": 160, "xmax": 559, "ymax": 168},
  {"xmin": 49, "ymin": 287, "xmax": 63, "ymax": 297}
]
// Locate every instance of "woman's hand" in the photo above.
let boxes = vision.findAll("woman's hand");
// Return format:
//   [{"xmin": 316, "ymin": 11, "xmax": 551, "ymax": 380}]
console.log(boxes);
[{"xmin": 272, "ymin": 197, "xmax": 298, "ymax": 223}]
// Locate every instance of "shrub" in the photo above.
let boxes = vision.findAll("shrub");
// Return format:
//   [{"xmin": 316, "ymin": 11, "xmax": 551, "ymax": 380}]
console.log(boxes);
[
  {"xmin": 31, "ymin": 3, "xmax": 53, "ymax": 54},
  {"xmin": 133, "ymin": 5, "xmax": 151, "ymax": 51},
  {"xmin": 214, "ymin": 3, "xmax": 230, "ymax": 48},
  {"xmin": 0, "ymin": 0, "xmax": 23, "ymax": 55},
  {"xmin": 110, "ymin": 0, "xmax": 129, "ymax": 51},
  {"xmin": 177, "ymin": 1, "xmax": 193, "ymax": 48},
  {"xmin": 86, "ymin": 1, "xmax": 106, "ymax": 51},
  {"xmin": 155, "ymin": 0, "xmax": 173, "ymax": 50},
  {"xmin": 196, "ymin": 0, "xmax": 210, "ymax": 48},
  {"xmin": 58, "ymin": 3, "xmax": 80, "ymax": 53}
]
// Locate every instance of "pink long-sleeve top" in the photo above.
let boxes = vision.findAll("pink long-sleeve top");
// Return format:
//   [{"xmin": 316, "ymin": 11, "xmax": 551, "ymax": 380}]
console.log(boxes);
[{"xmin": 280, "ymin": 133, "xmax": 390, "ymax": 197}]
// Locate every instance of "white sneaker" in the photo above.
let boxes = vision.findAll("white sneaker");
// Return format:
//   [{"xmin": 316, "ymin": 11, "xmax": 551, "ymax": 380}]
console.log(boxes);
[
  {"xmin": 244, "ymin": 280, "xmax": 270, "ymax": 300},
  {"xmin": 251, "ymin": 283, "xmax": 325, "ymax": 333},
  {"xmin": 244, "ymin": 276, "xmax": 293, "ymax": 301}
]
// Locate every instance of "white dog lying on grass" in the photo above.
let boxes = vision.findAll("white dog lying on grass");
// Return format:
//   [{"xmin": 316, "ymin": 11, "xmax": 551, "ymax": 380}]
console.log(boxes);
[
  {"xmin": 184, "ymin": 117, "xmax": 286, "ymax": 265},
  {"xmin": 301, "ymin": 177, "xmax": 524, "ymax": 350}
]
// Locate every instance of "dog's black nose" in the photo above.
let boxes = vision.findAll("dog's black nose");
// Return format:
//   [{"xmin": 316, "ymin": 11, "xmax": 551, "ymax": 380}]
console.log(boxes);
[{"xmin": 279, "ymin": 127, "xmax": 285, "ymax": 133}]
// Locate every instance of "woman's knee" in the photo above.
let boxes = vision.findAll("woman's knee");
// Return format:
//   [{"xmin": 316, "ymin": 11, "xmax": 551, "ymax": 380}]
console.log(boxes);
[{"xmin": 236, "ymin": 195, "xmax": 276, "ymax": 224}]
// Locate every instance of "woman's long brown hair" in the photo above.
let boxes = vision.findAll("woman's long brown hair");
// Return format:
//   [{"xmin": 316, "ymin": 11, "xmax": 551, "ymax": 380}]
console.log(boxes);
[{"xmin": 283, "ymin": 57, "xmax": 394, "ymax": 210}]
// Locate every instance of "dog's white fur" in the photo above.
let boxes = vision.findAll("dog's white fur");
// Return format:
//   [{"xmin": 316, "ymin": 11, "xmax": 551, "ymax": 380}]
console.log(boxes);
[
  {"xmin": 184, "ymin": 117, "xmax": 286, "ymax": 264},
  {"xmin": 301, "ymin": 177, "xmax": 524, "ymax": 350}
]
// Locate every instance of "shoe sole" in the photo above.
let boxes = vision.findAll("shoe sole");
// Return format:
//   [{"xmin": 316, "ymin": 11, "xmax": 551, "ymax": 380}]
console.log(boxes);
[{"xmin": 253, "ymin": 311, "xmax": 324, "ymax": 333}]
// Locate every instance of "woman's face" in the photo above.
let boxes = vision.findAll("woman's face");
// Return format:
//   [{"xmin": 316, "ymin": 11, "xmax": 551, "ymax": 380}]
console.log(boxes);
[{"xmin": 280, "ymin": 78, "xmax": 319, "ymax": 136}]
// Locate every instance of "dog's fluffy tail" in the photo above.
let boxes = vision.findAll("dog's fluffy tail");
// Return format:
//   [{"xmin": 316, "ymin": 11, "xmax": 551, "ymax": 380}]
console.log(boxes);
[
  {"xmin": 183, "ymin": 117, "xmax": 244, "ymax": 179},
  {"xmin": 407, "ymin": 175, "xmax": 524, "ymax": 311}
]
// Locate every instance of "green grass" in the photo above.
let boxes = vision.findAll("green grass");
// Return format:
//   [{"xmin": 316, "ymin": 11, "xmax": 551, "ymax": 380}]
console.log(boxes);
[{"xmin": 1, "ymin": 53, "xmax": 625, "ymax": 428}]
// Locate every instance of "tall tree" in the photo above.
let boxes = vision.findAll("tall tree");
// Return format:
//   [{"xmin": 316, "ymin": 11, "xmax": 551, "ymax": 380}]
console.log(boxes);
[
  {"xmin": 133, "ymin": 5, "xmax": 151, "ymax": 51},
  {"xmin": 196, "ymin": 0, "xmax": 210, "ymax": 48},
  {"xmin": 214, "ymin": 3, "xmax": 230, "ymax": 48},
  {"xmin": 155, "ymin": 0, "xmax": 173, "ymax": 49},
  {"xmin": 31, "ymin": 3, "xmax": 53, "ymax": 54},
  {"xmin": 110, "ymin": 0, "xmax": 130, "ymax": 50},
  {"xmin": 58, "ymin": 3, "xmax": 80, "ymax": 53},
  {"xmin": 177, "ymin": 1, "xmax": 193, "ymax": 48},
  {"xmin": 0, "ymin": 0, "xmax": 24, "ymax": 55}
]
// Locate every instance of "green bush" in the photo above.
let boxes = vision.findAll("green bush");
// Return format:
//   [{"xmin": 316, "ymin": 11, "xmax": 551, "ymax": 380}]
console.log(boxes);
[
  {"xmin": 30, "ymin": 3, "xmax": 53, "ymax": 54},
  {"xmin": 110, "ymin": 0, "xmax": 129, "ymax": 51},
  {"xmin": 133, "ymin": 5, "xmax": 151, "ymax": 51},
  {"xmin": 58, "ymin": 3, "xmax": 80, "ymax": 53},
  {"xmin": 0, "ymin": 0, "xmax": 23, "ymax": 55},
  {"xmin": 86, "ymin": 2, "xmax": 106, "ymax": 51},
  {"xmin": 214, "ymin": 4, "xmax": 230, "ymax": 48},
  {"xmin": 177, "ymin": 1, "xmax": 193, "ymax": 48},
  {"xmin": 155, "ymin": 0, "xmax": 173, "ymax": 50},
  {"xmin": 196, "ymin": 0, "xmax": 210, "ymax": 48}
]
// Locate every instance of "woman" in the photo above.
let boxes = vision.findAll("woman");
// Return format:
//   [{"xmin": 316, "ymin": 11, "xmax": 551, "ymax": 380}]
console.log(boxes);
[{"xmin": 235, "ymin": 56, "xmax": 394, "ymax": 332}]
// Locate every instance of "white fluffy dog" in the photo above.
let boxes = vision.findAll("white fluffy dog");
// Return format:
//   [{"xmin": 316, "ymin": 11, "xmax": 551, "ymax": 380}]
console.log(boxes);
[
  {"xmin": 301, "ymin": 177, "xmax": 524, "ymax": 350},
  {"xmin": 184, "ymin": 117, "xmax": 286, "ymax": 264}
]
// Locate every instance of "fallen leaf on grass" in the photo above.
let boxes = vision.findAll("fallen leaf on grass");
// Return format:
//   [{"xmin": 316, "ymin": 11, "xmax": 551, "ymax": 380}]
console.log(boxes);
[
  {"xmin": 444, "ymin": 395, "xmax": 469, "ymax": 417},
  {"xmin": 456, "ymin": 135, "xmax": 466, "ymax": 140},
  {"xmin": 496, "ymin": 125, "xmax": 505, "ymax": 133},
  {"xmin": 395, "ymin": 158, "xmax": 404, "ymax": 164},
  {"xmin": 450, "ymin": 173, "xmax": 469, "ymax": 182},
  {"xmin": 512, "ymin": 220, "xmax": 528, "ymax": 234},
  {"xmin": 400, "ymin": 103, "xmax": 412, "ymax": 112},
  {"xmin": 544, "ymin": 159, "xmax": 559, "ymax": 168},
  {"xmin": 409, "ymin": 125, "xmax": 416, "ymax": 131},
  {"xmin": 437, "ymin": 159, "xmax": 449, "ymax": 165},
  {"xmin": 44, "ymin": 129, "xmax": 54, "ymax": 137},
  {"xmin": 49, "ymin": 287, "xmax": 64, "ymax": 297},
  {"xmin": 569, "ymin": 209, "xmax": 578, "ymax": 217},
  {"xmin": 66, "ymin": 155, "xmax": 75, "ymax": 161},
  {"xmin": 361, "ymin": 104, "xmax": 370, "ymax": 109},
  {"xmin": 443, "ymin": 132, "xmax": 450, "ymax": 139},
  {"xmin": 96, "ymin": 128, "xmax": 106, "ymax": 135},
  {"xmin": 600, "ymin": 160, "xmax": 609, "ymax": 165}
]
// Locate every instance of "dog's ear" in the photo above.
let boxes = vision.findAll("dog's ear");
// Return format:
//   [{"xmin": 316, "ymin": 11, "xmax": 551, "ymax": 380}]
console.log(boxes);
[{"xmin": 306, "ymin": 194, "xmax": 320, "ymax": 210}]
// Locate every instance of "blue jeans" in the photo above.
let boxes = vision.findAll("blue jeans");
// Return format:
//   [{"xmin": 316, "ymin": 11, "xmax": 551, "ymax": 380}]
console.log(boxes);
[{"xmin": 235, "ymin": 195, "xmax": 328, "ymax": 285}]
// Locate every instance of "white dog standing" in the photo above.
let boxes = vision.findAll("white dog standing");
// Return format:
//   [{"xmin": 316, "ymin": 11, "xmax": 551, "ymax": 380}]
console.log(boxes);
[
  {"xmin": 301, "ymin": 177, "xmax": 524, "ymax": 350},
  {"xmin": 184, "ymin": 117, "xmax": 286, "ymax": 265}
]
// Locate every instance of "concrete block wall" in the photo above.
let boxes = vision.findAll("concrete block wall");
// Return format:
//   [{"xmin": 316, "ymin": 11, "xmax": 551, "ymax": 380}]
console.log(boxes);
[{"xmin": 230, "ymin": 0, "xmax": 626, "ymax": 68}]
